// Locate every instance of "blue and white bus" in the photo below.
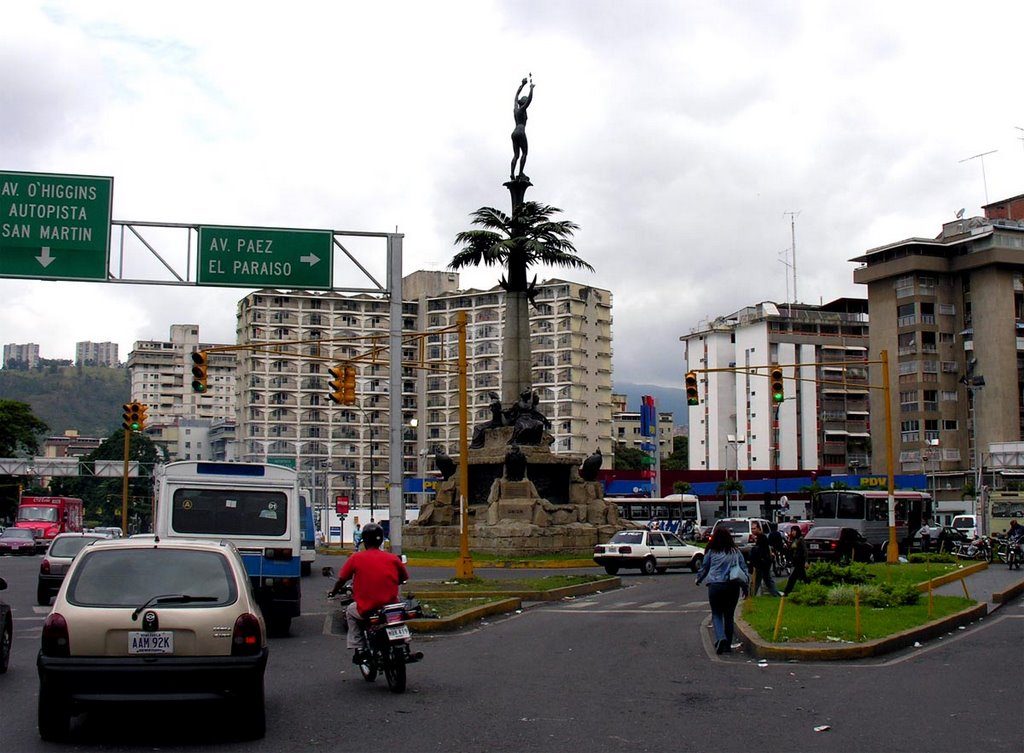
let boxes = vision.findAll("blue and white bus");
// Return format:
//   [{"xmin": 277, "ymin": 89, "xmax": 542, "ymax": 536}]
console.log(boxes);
[
  {"xmin": 607, "ymin": 494, "xmax": 704, "ymax": 538},
  {"xmin": 155, "ymin": 461, "xmax": 302, "ymax": 635}
]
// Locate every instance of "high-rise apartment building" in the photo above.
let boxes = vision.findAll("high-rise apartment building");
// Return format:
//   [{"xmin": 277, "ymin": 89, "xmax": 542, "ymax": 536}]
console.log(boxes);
[
  {"xmin": 682, "ymin": 299, "xmax": 870, "ymax": 474},
  {"xmin": 851, "ymin": 195, "xmax": 1024, "ymax": 483},
  {"xmin": 611, "ymin": 393, "xmax": 675, "ymax": 459},
  {"xmin": 234, "ymin": 271, "xmax": 614, "ymax": 510},
  {"xmin": 126, "ymin": 325, "xmax": 237, "ymax": 459},
  {"xmin": 75, "ymin": 341, "xmax": 119, "ymax": 367},
  {"xmin": 3, "ymin": 342, "xmax": 40, "ymax": 369}
]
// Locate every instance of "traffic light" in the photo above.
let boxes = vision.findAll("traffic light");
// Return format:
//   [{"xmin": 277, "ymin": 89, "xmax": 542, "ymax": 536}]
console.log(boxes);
[
  {"xmin": 685, "ymin": 371, "xmax": 699, "ymax": 406},
  {"xmin": 770, "ymin": 365, "xmax": 785, "ymax": 403},
  {"xmin": 121, "ymin": 401, "xmax": 146, "ymax": 432},
  {"xmin": 342, "ymin": 365, "xmax": 357, "ymax": 405},
  {"xmin": 327, "ymin": 364, "xmax": 345, "ymax": 404},
  {"xmin": 191, "ymin": 350, "xmax": 209, "ymax": 393}
]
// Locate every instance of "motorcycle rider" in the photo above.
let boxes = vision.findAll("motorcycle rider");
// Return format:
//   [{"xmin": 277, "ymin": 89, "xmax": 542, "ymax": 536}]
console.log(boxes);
[
  {"xmin": 1008, "ymin": 519, "xmax": 1024, "ymax": 544},
  {"xmin": 328, "ymin": 522, "xmax": 409, "ymax": 663}
]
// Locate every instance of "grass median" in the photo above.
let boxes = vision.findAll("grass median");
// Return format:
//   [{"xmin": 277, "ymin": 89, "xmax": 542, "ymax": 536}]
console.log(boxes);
[
  {"xmin": 742, "ymin": 561, "xmax": 975, "ymax": 644},
  {"xmin": 408, "ymin": 574, "xmax": 610, "ymax": 621}
]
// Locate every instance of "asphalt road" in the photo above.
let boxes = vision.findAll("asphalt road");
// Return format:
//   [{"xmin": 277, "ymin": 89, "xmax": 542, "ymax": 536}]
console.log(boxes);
[{"xmin": 1, "ymin": 552, "xmax": 1021, "ymax": 752}]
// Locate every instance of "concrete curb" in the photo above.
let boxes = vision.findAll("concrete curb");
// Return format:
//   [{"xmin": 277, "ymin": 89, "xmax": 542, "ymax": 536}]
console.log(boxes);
[
  {"xmin": 735, "ymin": 602, "xmax": 989, "ymax": 661},
  {"xmin": 406, "ymin": 598, "xmax": 522, "ymax": 633},
  {"xmin": 408, "ymin": 577, "xmax": 621, "ymax": 604},
  {"xmin": 993, "ymin": 575, "xmax": 1024, "ymax": 603},
  {"xmin": 404, "ymin": 577, "xmax": 620, "ymax": 632}
]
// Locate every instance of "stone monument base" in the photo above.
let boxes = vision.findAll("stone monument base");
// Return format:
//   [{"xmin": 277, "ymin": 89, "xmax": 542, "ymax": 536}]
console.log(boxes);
[{"xmin": 402, "ymin": 521, "xmax": 622, "ymax": 556}]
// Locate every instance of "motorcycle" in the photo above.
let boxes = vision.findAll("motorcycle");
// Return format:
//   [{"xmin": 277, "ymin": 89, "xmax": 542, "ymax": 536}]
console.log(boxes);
[
  {"xmin": 325, "ymin": 574, "xmax": 423, "ymax": 694},
  {"xmin": 1004, "ymin": 537, "xmax": 1024, "ymax": 570}
]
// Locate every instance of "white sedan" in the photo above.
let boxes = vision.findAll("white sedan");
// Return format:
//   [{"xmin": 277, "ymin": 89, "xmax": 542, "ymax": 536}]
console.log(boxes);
[{"xmin": 593, "ymin": 530, "xmax": 705, "ymax": 575}]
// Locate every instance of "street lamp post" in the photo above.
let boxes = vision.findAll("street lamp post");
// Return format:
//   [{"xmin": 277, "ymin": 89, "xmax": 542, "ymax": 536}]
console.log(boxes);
[{"xmin": 726, "ymin": 434, "xmax": 745, "ymax": 517}]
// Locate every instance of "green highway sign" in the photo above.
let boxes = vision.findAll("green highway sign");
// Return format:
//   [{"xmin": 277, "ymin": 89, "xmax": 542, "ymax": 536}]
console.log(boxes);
[
  {"xmin": 0, "ymin": 171, "xmax": 112, "ymax": 281},
  {"xmin": 197, "ymin": 225, "xmax": 333, "ymax": 289}
]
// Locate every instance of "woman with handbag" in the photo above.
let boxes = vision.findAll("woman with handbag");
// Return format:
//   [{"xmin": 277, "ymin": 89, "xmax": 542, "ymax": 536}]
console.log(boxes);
[{"xmin": 695, "ymin": 526, "xmax": 750, "ymax": 654}]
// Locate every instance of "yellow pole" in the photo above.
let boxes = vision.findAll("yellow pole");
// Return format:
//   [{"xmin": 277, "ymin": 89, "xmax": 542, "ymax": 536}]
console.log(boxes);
[
  {"xmin": 455, "ymin": 311, "xmax": 474, "ymax": 579},
  {"xmin": 882, "ymin": 349, "xmax": 899, "ymax": 564},
  {"xmin": 772, "ymin": 596, "xmax": 787, "ymax": 642},
  {"xmin": 928, "ymin": 579, "xmax": 934, "ymax": 618},
  {"xmin": 961, "ymin": 577, "xmax": 970, "ymax": 600},
  {"xmin": 854, "ymin": 587, "xmax": 862, "ymax": 641},
  {"xmin": 121, "ymin": 424, "xmax": 132, "ymax": 533}
]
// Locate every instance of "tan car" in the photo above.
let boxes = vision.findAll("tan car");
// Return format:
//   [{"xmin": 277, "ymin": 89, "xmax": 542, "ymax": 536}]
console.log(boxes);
[{"xmin": 37, "ymin": 538, "xmax": 269, "ymax": 741}]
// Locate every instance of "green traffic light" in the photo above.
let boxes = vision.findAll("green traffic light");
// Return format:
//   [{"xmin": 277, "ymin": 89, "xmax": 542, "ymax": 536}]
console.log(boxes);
[
  {"xmin": 773, "ymin": 392, "xmax": 784, "ymax": 402},
  {"xmin": 687, "ymin": 397, "xmax": 699, "ymax": 406},
  {"xmin": 130, "ymin": 422, "xmax": 140, "ymax": 431}
]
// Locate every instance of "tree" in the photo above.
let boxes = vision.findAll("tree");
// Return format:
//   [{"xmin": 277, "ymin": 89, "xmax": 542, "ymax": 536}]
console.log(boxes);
[
  {"xmin": 673, "ymin": 481, "xmax": 693, "ymax": 495},
  {"xmin": 661, "ymin": 436, "xmax": 689, "ymax": 470},
  {"xmin": 52, "ymin": 429, "xmax": 165, "ymax": 530},
  {"xmin": 0, "ymin": 399, "xmax": 49, "ymax": 457},
  {"xmin": 450, "ymin": 201, "xmax": 591, "ymax": 404},
  {"xmin": 717, "ymin": 478, "xmax": 745, "ymax": 517},
  {"xmin": 613, "ymin": 444, "xmax": 648, "ymax": 471}
]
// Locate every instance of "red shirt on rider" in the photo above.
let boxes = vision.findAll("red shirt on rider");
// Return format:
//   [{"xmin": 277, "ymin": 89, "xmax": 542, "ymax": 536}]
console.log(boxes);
[{"xmin": 336, "ymin": 547, "xmax": 409, "ymax": 614}]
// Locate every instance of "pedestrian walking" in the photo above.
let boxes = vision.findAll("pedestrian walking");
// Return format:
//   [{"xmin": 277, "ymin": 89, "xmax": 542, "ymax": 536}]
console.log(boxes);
[
  {"xmin": 782, "ymin": 525, "xmax": 809, "ymax": 596},
  {"xmin": 695, "ymin": 526, "xmax": 749, "ymax": 654},
  {"xmin": 750, "ymin": 522, "xmax": 781, "ymax": 596}
]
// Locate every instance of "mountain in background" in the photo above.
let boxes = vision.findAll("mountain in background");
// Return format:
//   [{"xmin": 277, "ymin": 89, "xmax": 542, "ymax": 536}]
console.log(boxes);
[
  {"xmin": 0, "ymin": 366, "xmax": 128, "ymax": 438},
  {"xmin": 614, "ymin": 382, "xmax": 687, "ymax": 429}
]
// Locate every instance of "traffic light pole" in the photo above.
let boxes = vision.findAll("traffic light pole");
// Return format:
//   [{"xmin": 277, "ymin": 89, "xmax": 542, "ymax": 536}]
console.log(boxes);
[{"xmin": 121, "ymin": 427, "xmax": 131, "ymax": 533}]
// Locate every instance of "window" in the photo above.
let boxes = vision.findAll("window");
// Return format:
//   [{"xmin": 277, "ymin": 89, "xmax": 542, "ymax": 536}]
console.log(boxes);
[
  {"xmin": 170, "ymin": 488, "xmax": 288, "ymax": 536},
  {"xmin": 942, "ymin": 420, "xmax": 958, "ymax": 431}
]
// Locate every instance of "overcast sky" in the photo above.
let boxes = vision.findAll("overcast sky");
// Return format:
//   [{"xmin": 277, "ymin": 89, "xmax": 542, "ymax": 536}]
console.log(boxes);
[{"xmin": 2, "ymin": 1, "xmax": 1023, "ymax": 389}]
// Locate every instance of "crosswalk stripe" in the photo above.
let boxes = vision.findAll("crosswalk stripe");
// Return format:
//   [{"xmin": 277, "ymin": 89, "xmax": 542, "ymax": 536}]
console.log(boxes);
[
  {"xmin": 641, "ymin": 601, "xmax": 672, "ymax": 609},
  {"xmin": 561, "ymin": 600, "xmax": 592, "ymax": 609}
]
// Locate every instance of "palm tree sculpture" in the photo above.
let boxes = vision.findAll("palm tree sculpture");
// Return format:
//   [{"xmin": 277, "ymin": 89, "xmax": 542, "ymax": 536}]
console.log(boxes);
[{"xmin": 450, "ymin": 201, "xmax": 592, "ymax": 407}]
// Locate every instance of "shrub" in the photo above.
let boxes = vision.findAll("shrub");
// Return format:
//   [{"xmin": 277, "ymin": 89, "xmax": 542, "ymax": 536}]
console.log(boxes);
[
  {"xmin": 806, "ymin": 561, "xmax": 875, "ymax": 586},
  {"xmin": 861, "ymin": 583, "xmax": 921, "ymax": 608},
  {"xmin": 827, "ymin": 585, "xmax": 859, "ymax": 605},
  {"xmin": 788, "ymin": 583, "xmax": 830, "ymax": 606}
]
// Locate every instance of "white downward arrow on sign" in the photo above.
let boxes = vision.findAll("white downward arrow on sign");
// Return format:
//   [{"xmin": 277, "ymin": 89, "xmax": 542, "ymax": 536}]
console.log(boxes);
[
  {"xmin": 300, "ymin": 253, "xmax": 320, "ymax": 267},
  {"xmin": 36, "ymin": 247, "xmax": 56, "ymax": 268}
]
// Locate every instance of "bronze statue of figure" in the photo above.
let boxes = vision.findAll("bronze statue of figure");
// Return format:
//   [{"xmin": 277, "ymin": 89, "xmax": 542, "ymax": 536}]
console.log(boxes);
[
  {"xmin": 510, "ymin": 74, "xmax": 535, "ymax": 181},
  {"xmin": 504, "ymin": 389, "xmax": 550, "ymax": 445},
  {"xmin": 470, "ymin": 392, "xmax": 505, "ymax": 449}
]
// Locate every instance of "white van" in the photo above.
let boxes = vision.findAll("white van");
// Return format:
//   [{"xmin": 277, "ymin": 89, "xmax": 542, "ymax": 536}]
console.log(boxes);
[{"xmin": 951, "ymin": 514, "xmax": 978, "ymax": 539}]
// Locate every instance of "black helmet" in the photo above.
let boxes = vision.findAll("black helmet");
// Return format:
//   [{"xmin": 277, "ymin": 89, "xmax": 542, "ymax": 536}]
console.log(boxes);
[{"xmin": 361, "ymin": 522, "xmax": 384, "ymax": 548}]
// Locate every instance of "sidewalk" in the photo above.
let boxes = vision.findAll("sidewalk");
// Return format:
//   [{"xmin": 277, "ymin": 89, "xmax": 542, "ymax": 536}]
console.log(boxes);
[{"xmin": 933, "ymin": 562, "xmax": 1024, "ymax": 609}]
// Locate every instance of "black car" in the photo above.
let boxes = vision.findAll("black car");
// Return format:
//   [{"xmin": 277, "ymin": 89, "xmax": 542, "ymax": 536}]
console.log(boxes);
[
  {"xmin": 805, "ymin": 526, "xmax": 877, "ymax": 563},
  {"xmin": 1, "ymin": 577, "xmax": 11, "ymax": 673}
]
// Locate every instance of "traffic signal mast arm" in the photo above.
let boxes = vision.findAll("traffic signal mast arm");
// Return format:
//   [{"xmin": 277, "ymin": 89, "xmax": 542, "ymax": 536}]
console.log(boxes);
[{"xmin": 690, "ymin": 360, "xmax": 890, "ymax": 391}]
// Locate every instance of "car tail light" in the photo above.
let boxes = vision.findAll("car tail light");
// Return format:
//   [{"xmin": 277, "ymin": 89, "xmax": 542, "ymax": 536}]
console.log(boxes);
[
  {"xmin": 40, "ymin": 559, "xmax": 51, "ymax": 574},
  {"xmin": 829, "ymin": 541, "xmax": 837, "ymax": 549},
  {"xmin": 231, "ymin": 613, "xmax": 262, "ymax": 656},
  {"xmin": 264, "ymin": 547, "xmax": 293, "ymax": 560},
  {"xmin": 593, "ymin": 546, "xmax": 604, "ymax": 554},
  {"xmin": 42, "ymin": 613, "xmax": 70, "ymax": 657},
  {"xmin": 619, "ymin": 546, "xmax": 632, "ymax": 554}
]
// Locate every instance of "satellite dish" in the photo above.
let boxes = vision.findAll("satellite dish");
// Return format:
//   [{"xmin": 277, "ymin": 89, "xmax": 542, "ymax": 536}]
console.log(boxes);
[{"xmin": 956, "ymin": 208, "xmax": 965, "ymax": 219}]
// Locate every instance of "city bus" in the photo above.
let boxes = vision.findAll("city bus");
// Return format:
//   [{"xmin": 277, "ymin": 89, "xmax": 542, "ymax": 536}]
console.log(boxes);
[
  {"xmin": 809, "ymin": 489, "xmax": 932, "ymax": 555},
  {"xmin": 607, "ymin": 494, "xmax": 704, "ymax": 538},
  {"xmin": 154, "ymin": 461, "xmax": 301, "ymax": 635}
]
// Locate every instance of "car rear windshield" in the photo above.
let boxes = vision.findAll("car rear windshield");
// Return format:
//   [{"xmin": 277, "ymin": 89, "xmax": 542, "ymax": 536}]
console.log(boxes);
[
  {"xmin": 2, "ymin": 528, "xmax": 34, "ymax": 540},
  {"xmin": 609, "ymin": 531, "xmax": 645, "ymax": 544},
  {"xmin": 951, "ymin": 516, "xmax": 974, "ymax": 528},
  {"xmin": 49, "ymin": 536, "xmax": 103, "ymax": 558},
  {"xmin": 67, "ymin": 548, "xmax": 237, "ymax": 608},
  {"xmin": 716, "ymin": 520, "xmax": 749, "ymax": 534},
  {"xmin": 806, "ymin": 527, "xmax": 840, "ymax": 539},
  {"xmin": 171, "ymin": 488, "xmax": 288, "ymax": 536}
]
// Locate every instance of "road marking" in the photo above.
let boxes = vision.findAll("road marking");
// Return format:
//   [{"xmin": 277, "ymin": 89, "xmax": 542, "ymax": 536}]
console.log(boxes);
[
  {"xmin": 550, "ymin": 609, "xmax": 707, "ymax": 615},
  {"xmin": 561, "ymin": 600, "xmax": 593, "ymax": 609},
  {"xmin": 641, "ymin": 601, "xmax": 673, "ymax": 609},
  {"xmin": 608, "ymin": 601, "xmax": 638, "ymax": 608},
  {"xmin": 32, "ymin": 607, "xmax": 51, "ymax": 615}
]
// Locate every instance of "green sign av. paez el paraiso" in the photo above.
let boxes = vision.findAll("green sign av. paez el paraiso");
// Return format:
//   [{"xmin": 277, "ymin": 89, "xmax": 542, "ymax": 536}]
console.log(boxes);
[
  {"xmin": 0, "ymin": 171, "xmax": 113, "ymax": 281},
  {"xmin": 197, "ymin": 225, "xmax": 333, "ymax": 289}
]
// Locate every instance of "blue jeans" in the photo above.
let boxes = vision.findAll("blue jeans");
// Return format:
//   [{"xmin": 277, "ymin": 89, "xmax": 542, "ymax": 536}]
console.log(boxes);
[{"xmin": 707, "ymin": 581, "xmax": 741, "ymax": 644}]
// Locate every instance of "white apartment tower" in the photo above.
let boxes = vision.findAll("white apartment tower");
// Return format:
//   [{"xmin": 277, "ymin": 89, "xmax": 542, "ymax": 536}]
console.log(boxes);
[
  {"xmin": 127, "ymin": 325, "xmax": 237, "ymax": 458},
  {"xmin": 75, "ymin": 341, "xmax": 119, "ymax": 367},
  {"xmin": 682, "ymin": 299, "xmax": 871, "ymax": 475},
  {"xmin": 234, "ymin": 272, "xmax": 614, "ymax": 511},
  {"xmin": 3, "ymin": 342, "xmax": 40, "ymax": 369}
]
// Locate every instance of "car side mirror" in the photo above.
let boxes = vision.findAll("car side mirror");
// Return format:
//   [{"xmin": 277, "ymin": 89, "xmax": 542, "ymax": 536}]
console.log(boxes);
[
  {"xmin": 321, "ymin": 566, "xmax": 335, "ymax": 578},
  {"xmin": 400, "ymin": 554, "xmax": 408, "ymax": 564},
  {"xmin": 0, "ymin": 577, "xmax": 6, "ymax": 591}
]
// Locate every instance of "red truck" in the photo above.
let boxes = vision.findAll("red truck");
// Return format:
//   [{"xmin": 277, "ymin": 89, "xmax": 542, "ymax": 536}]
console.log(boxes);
[{"xmin": 14, "ymin": 496, "xmax": 84, "ymax": 553}]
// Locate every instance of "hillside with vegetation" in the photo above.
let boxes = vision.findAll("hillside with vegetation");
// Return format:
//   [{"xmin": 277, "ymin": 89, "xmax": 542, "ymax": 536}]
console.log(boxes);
[{"xmin": 0, "ymin": 365, "xmax": 129, "ymax": 438}]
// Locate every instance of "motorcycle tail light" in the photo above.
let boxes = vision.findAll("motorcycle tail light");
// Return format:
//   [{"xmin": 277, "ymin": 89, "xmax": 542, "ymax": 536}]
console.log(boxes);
[
  {"xmin": 384, "ymin": 606, "xmax": 405, "ymax": 624},
  {"xmin": 368, "ymin": 613, "xmax": 383, "ymax": 626},
  {"xmin": 231, "ymin": 613, "xmax": 262, "ymax": 656},
  {"xmin": 41, "ymin": 559, "xmax": 51, "ymax": 574},
  {"xmin": 42, "ymin": 613, "xmax": 70, "ymax": 657}
]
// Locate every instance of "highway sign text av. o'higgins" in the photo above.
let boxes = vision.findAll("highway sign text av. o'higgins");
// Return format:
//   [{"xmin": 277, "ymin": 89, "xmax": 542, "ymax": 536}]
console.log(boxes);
[
  {"xmin": 197, "ymin": 225, "xmax": 333, "ymax": 289},
  {"xmin": 0, "ymin": 171, "xmax": 113, "ymax": 281}
]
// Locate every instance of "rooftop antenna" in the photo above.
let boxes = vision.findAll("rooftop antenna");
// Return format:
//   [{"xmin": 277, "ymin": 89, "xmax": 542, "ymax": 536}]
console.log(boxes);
[
  {"xmin": 1016, "ymin": 126, "xmax": 1024, "ymax": 157},
  {"xmin": 958, "ymin": 149, "xmax": 998, "ymax": 206},
  {"xmin": 777, "ymin": 247, "xmax": 793, "ymax": 317},
  {"xmin": 783, "ymin": 211, "xmax": 800, "ymax": 302}
]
